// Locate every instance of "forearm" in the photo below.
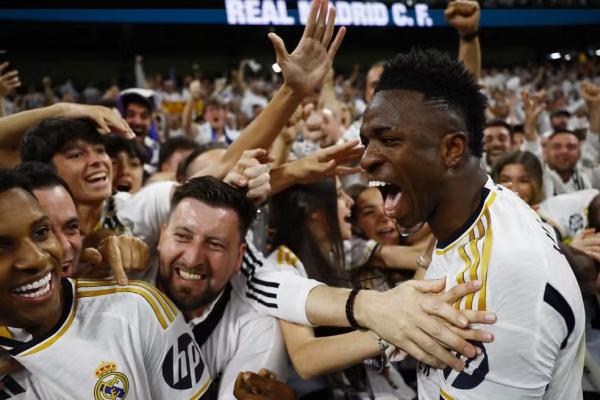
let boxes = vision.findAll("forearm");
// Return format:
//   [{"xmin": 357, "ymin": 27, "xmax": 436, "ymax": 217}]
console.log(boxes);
[
  {"xmin": 270, "ymin": 162, "xmax": 299, "ymax": 196},
  {"xmin": 372, "ymin": 244, "xmax": 422, "ymax": 270},
  {"xmin": 458, "ymin": 37, "xmax": 481, "ymax": 81},
  {"xmin": 213, "ymin": 85, "xmax": 301, "ymax": 178},
  {"xmin": 182, "ymin": 98, "xmax": 196, "ymax": 138},
  {"xmin": 0, "ymin": 97, "xmax": 5, "ymax": 118},
  {"xmin": 281, "ymin": 322, "xmax": 380, "ymax": 379},
  {"xmin": 270, "ymin": 136, "xmax": 293, "ymax": 167},
  {"xmin": 305, "ymin": 285, "xmax": 352, "ymax": 327},
  {"xmin": 0, "ymin": 102, "xmax": 65, "ymax": 149}
]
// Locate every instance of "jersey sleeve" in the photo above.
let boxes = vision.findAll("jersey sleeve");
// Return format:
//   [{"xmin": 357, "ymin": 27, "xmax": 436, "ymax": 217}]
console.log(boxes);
[
  {"xmin": 134, "ymin": 281, "xmax": 213, "ymax": 399},
  {"xmin": 115, "ymin": 181, "xmax": 175, "ymax": 248},
  {"xmin": 216, "ymin": 314, "xmax": 288, "ymax": 400},
  {"xmin": 232, "ymin": 241, "xmax": 324, "ymax": 326}
]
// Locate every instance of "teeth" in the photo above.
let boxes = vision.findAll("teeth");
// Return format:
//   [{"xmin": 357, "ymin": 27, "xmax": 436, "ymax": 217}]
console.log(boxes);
[
  {"xmin": 87, "ymin": 172, "xmax": 107, "ymax": 181},
  {"xmin": 179, "ymin": 269, "xmax": 205, "ymax": 281},
  {"xmin": 369, "ymin": 181, "xmax": 387, "ymax": 188},
  {"xmin": 13, "ymin": 273, "xmax": 52, "ymax": 297}
]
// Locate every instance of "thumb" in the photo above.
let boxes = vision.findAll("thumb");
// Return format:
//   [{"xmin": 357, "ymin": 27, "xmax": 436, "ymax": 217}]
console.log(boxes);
[
  {"xmin": 268, "ymin": 33, "xmax": 289, "ymax": 63},
  {"xmin": 412, "ymin": 277, "xmax": 446, "ymax": 294},
  {"xmin": 80, "ymin": 248, "xmax": 103, "ymax": 266}
]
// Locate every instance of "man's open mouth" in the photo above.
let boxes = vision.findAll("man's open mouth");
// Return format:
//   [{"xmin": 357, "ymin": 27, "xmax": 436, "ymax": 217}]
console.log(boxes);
[
  {"xmin": 369, "ymin": 180, "xmax": 402, "ymax": 216},
  {"xmin": 175, "ymin": 267, "xmax": 208, "ymax": 282},
  {"xmin": 115, "ymin": 179, "xmax": 132, "ymax": 192}
]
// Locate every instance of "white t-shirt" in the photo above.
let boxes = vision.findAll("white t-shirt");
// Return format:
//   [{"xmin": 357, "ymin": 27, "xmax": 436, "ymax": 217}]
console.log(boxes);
[
  {"xmin": 189, "ymin": 283, "xmax": 288, "ymax": 400},
  {"xmin": 538, "ymin": 188, "xmax": 600, "ymax": 240},
  {"xmin": 418, "ymin": 178, "xmax": 585, "ymax": 399},
  {"xmin": 0, "ymin": 278, "xmax": 212, "ymax": 399}
]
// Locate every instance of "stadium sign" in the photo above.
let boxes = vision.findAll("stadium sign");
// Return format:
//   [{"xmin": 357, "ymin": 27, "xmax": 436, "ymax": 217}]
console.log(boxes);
[{"xmin": 225, "ymin": 0, "xmax": 433, "ymax": 27}]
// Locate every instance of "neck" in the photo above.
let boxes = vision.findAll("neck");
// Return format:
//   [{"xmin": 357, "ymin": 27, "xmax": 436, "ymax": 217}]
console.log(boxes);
[
  {"xmin": 428, "ymin": 158, "xmax": 488, "ymax": 244},
  {"xmin": 77, "ymin": 202, "xmax": 104, "ymax": 235},
  {"xmin": 556, "ymin": 168, "xmax": 574, "ymax": 183},
  {"xmin": 29, "ymin": 284, "xmax": 64, "ymax": 339},
  {"xmin": 183, "ymin": 305, "xmax": 209, "ymax": 321}
]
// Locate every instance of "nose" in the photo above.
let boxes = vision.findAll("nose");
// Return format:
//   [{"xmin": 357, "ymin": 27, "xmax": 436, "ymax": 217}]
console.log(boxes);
[
  {"xmin": 343, "ymin": 191, "xmax": 354, "ymax": 208},
  {"xmin": 54, "ymin": 231, "xmax": 72, "ymax": 261},
  {"xmin": 180, "ymin": 244, "xmax": 206, "ymax": 269},
  {"xmin": 14, "ymin": 238, "xmax": 52, "ymax": 272},
  {"xmin": 360, "ymin": 144, "xmax": 382, "ymax": 174}
]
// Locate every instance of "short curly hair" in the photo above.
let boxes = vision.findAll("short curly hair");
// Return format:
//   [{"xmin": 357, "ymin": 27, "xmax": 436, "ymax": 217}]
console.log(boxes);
[{"xmin": 376, "ymin": 49, "xmax": 487, "ymax": 158}]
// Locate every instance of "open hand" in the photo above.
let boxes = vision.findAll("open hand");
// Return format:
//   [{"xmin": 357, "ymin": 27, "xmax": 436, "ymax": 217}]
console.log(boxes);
[{"xmin": 269, "ymin": 0, "xmax": 346, "ymax": 98}]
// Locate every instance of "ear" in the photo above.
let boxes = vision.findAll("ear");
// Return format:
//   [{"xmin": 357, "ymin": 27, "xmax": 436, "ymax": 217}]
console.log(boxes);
[
  {"xmin": 157, "ymin": 224, "xmax": 167, "ymax": 252},
  {"xmin": 234, "ymin": 242, "xmax": 247, "ymax": 273},
  {"xmin": 440, "ymin": 132, "xmax": 468, "ymax": 169}
]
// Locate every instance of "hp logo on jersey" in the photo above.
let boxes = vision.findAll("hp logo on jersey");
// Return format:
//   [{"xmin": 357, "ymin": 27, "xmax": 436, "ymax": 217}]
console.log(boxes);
[
  {"xmin": 162, "ymin": 332, "xmax": 205, "ymax": 390},
  {"xmin": 442, "ymin": 341, "xmax": 489, "ymax": 389}
]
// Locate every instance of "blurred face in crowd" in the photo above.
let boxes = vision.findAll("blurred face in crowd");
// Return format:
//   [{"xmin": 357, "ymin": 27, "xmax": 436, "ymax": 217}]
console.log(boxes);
[
  {"xmin": 497, "ymin": 163, "xmax": 535, "ymax": 205},
  {"xmin": 158, "ymin": 199, "xmax": 245, "ymax": 315},
  {"xmin": 546, "ymin": 132, "xmax": 581, "ymax": 177},
  {"xmin": 204, "ymin": 104, "xmax": 226, "ymax": 132},
  {"xmin": 111, "ymin": 151, "xmax": 143, "ymax": 193},
  {"xmin": 34, "ymin": 186, "xmax": 81, "ymax": 277},
  {"xmin": 484, "ymin": 125, "xmax": 511, "ymax": 166},
  {"xmin": 361, "ymin": 90, "xmax": 459, "ymax": 233},
  {"xmin": 125, "ymin": 102, "xmax": 152, "ymax": 138},
  {"xmin": 162, "ymin": 149, "xmax": 194, "ymax": 174},
  {"xmin": 551, "ymin": 113, "xmax": 569, "ymax": 131},
  {"xmin": 321, "ymin": 109, "xmax": 343, "ymax": 148},
  {"xmin": 51, "ymin": 139, "xmax": 112, "ymax": 205},
  {"xmin": 0, "ymin": 189, "xmax": 63, "ymax": 337},
  {"xmin": 365, "ymin": 64, "xmax": 384, "ymax": 104},
  {"xmin": 336, "ymin": 178, "xmax": 354, "ymax": 241},
  {"xmin": 303, "ymin": 110, "xmax": 325, "ymax": 142},
  {"xmin": 355, "ymin": 187, "xmax": 399, "ymax": 245},
  {"xmin": 511, "ymin": 131, "xmax": 525, "ymax": 150}
]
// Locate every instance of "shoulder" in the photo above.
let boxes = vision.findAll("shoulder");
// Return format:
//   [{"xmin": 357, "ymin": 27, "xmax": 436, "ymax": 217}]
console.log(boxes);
[
  {"xmin": 75, "ymin": 279, "xmax": 179, "ymax": 331},
  {"xmin": 267, "ymin": 245, "xmax": 302, "ymax": 271}
]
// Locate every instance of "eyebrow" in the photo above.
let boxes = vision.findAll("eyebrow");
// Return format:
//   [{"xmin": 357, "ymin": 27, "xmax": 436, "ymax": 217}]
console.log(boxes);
[
  {"xmin": 32, "ymin": 216, "xmax": 51, "ymax": 229},
  {"xmin": 64, "ymin": 217, "xmax": 80, "ymax": 226}
]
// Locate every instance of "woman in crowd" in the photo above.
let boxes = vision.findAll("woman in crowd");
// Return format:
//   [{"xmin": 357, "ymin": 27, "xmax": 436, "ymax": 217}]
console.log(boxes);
[
  {"xmin": 491, "ymin": 150, "xmax": 545, "ymax": 207},
  {"xmin": 269, "ymin": 177, "xmax": 415, "ymax": 400}
]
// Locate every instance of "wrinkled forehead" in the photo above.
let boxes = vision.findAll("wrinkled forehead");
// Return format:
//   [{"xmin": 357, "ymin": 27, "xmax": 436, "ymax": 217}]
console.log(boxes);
[{"xmin": 362, "ymin": 90, "xmax": 465, "ymax": 135}]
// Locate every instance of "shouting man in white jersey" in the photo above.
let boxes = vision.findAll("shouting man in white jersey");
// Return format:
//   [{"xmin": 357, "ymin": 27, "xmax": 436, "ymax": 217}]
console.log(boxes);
[{"xmin": 360, "ymin": 49, "xmax": 585, "ymax": 399}]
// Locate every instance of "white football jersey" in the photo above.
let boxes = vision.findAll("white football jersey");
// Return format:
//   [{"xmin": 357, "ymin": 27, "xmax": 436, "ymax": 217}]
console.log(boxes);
[
  {"xmin": 538, "ymin": 188, "xmax": 600, "ymax": 241},
  {"xmin": 0, "ymin": 278, "xmax": 212, "ymax": 399},
  {"xmin": 418, "ymin": 178, "xmax": 585, "ymax": 400}
]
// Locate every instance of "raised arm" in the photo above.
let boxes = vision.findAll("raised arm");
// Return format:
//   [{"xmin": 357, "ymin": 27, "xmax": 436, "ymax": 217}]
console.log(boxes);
[
  {"xmin": 0, "ymin": 62, "xmax": 20, "ymax": 118},
  {"xmin": 0, "ymin": 103, "xmax": 134, "ymax": 168},
  {"xmin": 445, "ymin": 0, "xmax": 481, "ymax": 80},
  {"xmin": 198, "ymin": 0, "xmax": 346, "ymax": 179}
]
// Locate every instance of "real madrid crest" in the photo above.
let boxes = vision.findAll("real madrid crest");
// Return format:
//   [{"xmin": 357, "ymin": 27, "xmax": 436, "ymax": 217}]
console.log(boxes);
[{"xmin": 94, "ymin": 361, "xmax": 129, "ymax": 400}]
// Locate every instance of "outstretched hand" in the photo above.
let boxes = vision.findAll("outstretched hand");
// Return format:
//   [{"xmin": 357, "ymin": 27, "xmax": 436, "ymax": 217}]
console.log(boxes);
[{"xmin": 269, "ymin": 0, "xmax": 346, "ymax": 98}]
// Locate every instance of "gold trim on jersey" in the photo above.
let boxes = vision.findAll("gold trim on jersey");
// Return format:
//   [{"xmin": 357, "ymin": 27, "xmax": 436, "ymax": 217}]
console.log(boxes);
[
  {"xmin": 452, "ymin": 209, "xmax": 493, "ymax": 312},
  {"xmin": 77, "ymin": 279, "xmax": 177, "ymax": 325},
  {"xmin": 440, "ymin": 389, "xmax": 456, "ymax": 400},
  {"xmin": 436, "ymin": 192, "xmax": 496, "ymax": 256},
  {"xmin": 77, "ymin": 283, "xmax": 170, "ymax": 330},
  {"xmin": 190, "ymin": 378, "xmax": 213, "ymax": 400},
  {"xmin": 21, "ymin": 282, "xmax": 78, "ymax": 357},
  {"xmin": 276, "ymin": 246, "xmax": 299, "ymax": 268},
  {"xmin": 0, "ymin": 326, "xmax": 13, "ymax": 339}
]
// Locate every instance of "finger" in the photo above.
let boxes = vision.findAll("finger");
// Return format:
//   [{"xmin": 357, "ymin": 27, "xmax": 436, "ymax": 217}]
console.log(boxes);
[
  {"xmin": 129, "ymin": 238, "xmax": 142, "ymax": 271},
  {"xmin": 95, "ymin": 116, "xmax": 111, "ymax": 135},
  {"xmin": 440, "ymin": 280, "xmax": 482, "ymax": 304},
  {"xmin": 2, "ymin": 70, "xmax": 19, "ymax": 80},
  {"xmin": 459, "ymin": 309, "xmax": 497, "ymax": 325},
  {"xmin": 411, "ymin": 277, "xmax": 446, "ymax": 294},
  {"xmin": 322, "ymin": 6, "xmax": 336, "ymax": 47},
  {"xmin": 409, "ymin": 328, "xmax": 467, "ymax": 370},
  {"xmin": 241, "ymin": 148, "xmax": 268, "ymax": 161},
  {"xmin": 0, "ymin": 358, "xmax": 21, "ymax": 376},
  {"xmin": 327, "ymin": 26, "xmax": 346, "ymax": 60},
  {"xmin": 119, "ymin": 237, "xmax": 133, "ymax": 271},
  {"xmin": 106, "ymin": 239, "xmax": 128, "ymax": 285},
  {"xmin": 247, "ymin": 173, "xmax": 270, "ymax": 191},
  {"xmin": 313, "ymin": 0, "xmax": 328, "ymax": 41},
  {"xmin": 445, "ymin": 323, "xmax": 495, "ymax": 343},
  {"xmin": 334, "ymin": 166, "xmax": 362, "ymax": 176},
  {"xmin": 320, "ymin": 139, "xmax": 359, "ymax": 159},
  {"xmin": 444, "ymin": 3, "xmax": 456, "ymax": 19},
  {"xmin": 302, "ymin": 0, "xmax": 322, "ymax": 38},
  {"xmin": 225, "ymin": 171, "xmax": 248, "ymax": 188},
  {"xmin": 397, "ymin": 336, "xmax": 448, "ymax": 370},
  {"xmin": 243, "ymin": 164, "xmax": 269, "ymax": 181},
  {"xmin": 0, "ymin": 62, "xmax": 8, "ymax": 73},
  {"xmin": 243, "ymin": 372, "xmax": 273, "ymax": 392},
  {"xmin": 80, "ymin": 247, "xmax": 103, "ymax": 266},
  {"xmin": 267, "ymin": 33, "xmax": 290, "ymax": 64}
]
